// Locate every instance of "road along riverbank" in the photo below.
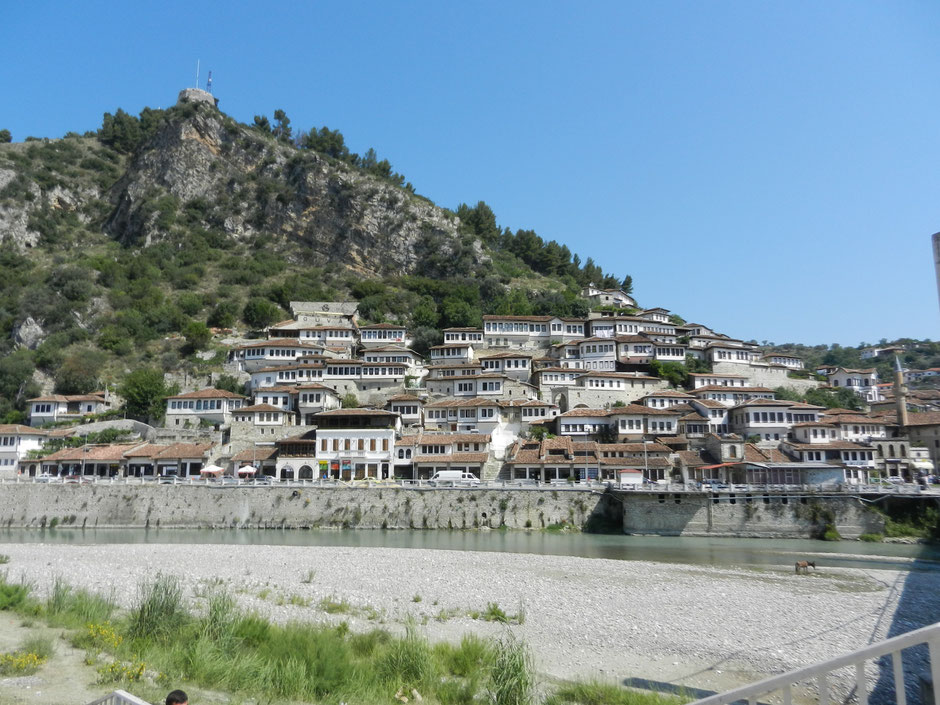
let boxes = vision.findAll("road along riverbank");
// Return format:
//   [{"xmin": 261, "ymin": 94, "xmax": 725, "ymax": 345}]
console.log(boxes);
[
  {"xmin": 0, "ymin": 484, "xmax": 885, "ymax": 538},
  {"xmin": 0, "ymin": 543, "xmax": 933, "ymax": 700}
]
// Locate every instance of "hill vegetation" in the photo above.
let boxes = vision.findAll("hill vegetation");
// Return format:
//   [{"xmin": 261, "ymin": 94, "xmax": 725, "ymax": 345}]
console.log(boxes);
[{"xmin": 0, "ymin": 98, "xmax": 629, "ymax": 422}]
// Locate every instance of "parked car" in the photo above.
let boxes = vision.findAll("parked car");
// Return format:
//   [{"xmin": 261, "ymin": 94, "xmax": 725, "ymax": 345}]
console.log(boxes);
[
  {"xmin": 884, "ymin": 476, "xmax": 905, "ymax": 485},
  {"xmin": 159, "ymin": 474, "xmax": 182, "ymax": 485},
  {"xmin": 34, "ymin": 473, "xmax": 56, "ymax": 483},
  {"xmin": 428, "ymin": 470, "xmax": 480, "ymax": 487}
]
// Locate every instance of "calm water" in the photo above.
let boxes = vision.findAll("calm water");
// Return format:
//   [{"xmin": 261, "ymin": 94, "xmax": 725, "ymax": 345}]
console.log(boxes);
[{"xmin": 2, "ymin": 528, "xmax": 939, "ymax": 572}]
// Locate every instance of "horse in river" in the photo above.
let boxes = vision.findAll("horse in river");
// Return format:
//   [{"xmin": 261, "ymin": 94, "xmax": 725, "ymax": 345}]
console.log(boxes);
[{"xmin": 795, "ymin": 560, "xmax": 816, "ymax": 574}]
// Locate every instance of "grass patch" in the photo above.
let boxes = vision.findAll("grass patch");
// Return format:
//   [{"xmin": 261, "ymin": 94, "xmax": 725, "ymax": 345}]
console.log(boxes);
[
  {"xmin": 0, "ymin": 573, "xmax": 668, "ymax": 705},
  {"xmin": 319, "ymin": 596, "xmax": 352, "ymax": 614},
  {"xmin": 546, "ymin": 681, "xmax": 688, "ymax": 705},
  {"xmin": 858, "ymin": 533, "xmax": 884, "ymax": 542},
  {"xmin": 0, "ymin": 555, "xmax": 9, "ymax": 565}
]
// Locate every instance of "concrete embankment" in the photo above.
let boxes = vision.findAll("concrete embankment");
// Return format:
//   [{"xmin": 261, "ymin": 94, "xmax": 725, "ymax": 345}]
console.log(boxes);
[{"xmin": 0, "ymin": 484, "xmax": 885, "ymax": 537}]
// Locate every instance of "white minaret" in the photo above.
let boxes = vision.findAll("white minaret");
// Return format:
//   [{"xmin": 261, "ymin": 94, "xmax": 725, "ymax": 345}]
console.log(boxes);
[{"xmin": 934, "ymin": 232, "xmax": 940, "ymax": 315}]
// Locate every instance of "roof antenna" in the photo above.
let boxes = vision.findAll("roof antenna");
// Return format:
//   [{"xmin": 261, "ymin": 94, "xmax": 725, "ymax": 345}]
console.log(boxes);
[
  {"xmin": 195, "ymin": 59, "xmax": 200, "ymax": 89},
  {"xmin": 206, "ymin": 70, "xmax": 213, "ymax": 94}
]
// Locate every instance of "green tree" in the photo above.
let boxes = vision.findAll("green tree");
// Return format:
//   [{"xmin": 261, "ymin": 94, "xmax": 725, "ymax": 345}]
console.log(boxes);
[
  {"xmin": 99, "ymin": 108, "xmax": 141, "ymax": 153},
  {"xmin": 243, "ymin": 297, "xmax": 282, "ymax": 329},
  {"xmin": 0, "ymin": 129, "xmax": 11, "ymax": 143},
  {"xmin": 214, "ymin": 374, "xmax": 245, "ymax": 395},
  {"xmin": 621, "ymin": 275, "xmax": 633, "ymax": 294},
  {"xmin": 272, "ymin": 109, "xmax": 292, "ymax": 142},
  {"xmin": 341, "ymin": 393, "xmax": 359, "ymax": 409},
  {"xmin": 648, "ymin": 359, "xmax": 689, "ymax": 388},
  {"xmin": 120, "ymin": 368, "xmax": 169, "ymax": 421},
  {"xmin": 54, "ymin": 347, "xmax": 106, "ymax": 394},
  {"xmin": 183, "ymin": 320, "xmax": 211, "ymax": 351},
  {"xmin": 253, "ymin": 115, "xmax": 271, "ymax": 133},
  {"xmin": 0, "ymin": 349, "xmax": 39, "ymax": 411}
]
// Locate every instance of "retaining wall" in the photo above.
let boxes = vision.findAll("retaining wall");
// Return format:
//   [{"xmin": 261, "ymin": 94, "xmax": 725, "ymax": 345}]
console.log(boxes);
[
  {"xmin": 0, "ymin": 485, "xmax": 886, "ymax": 538},
  {"xmin": 616, "ymin": 490, "xmax": 885, "ymax": 538},
  {"xmin": 0, "ymin": 485, "xmax": 620, "ymax": 532}
]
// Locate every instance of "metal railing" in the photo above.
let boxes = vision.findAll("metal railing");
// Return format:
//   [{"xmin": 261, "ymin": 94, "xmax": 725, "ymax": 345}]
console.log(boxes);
[
  {"xmin": 85, "ymin": 690, "xmax": 152, "ymax": 705},
  {"xmin": 689, "ymin": 622, "xmax": 940, "ymax": 705}
]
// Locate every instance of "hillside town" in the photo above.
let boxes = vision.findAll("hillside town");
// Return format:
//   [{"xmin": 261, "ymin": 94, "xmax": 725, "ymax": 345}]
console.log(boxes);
[{"xmin": 3, "ymin": 286, "xmax": 938, "ymax": 490}]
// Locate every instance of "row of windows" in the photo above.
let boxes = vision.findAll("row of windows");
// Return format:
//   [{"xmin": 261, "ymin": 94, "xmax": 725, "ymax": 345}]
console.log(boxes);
[
  {"xmin": 482, "ymin": 359, "xmax": 529, "ymax": 369},
  {"xmin": 324, "ymin": 367, "xmax": 405, "ymax": 376},
  {"xmin": 361, "ymin": 330, "xmax": 404, "ymax": 339},
  {"xmin": 0, "ymin": 437, "xmax": 21, "ymax": 446},
  {"xmin": 33, "ymin": 404, "xmax": 54, "ymax": 414},
  {"xmin": 432, "ymin": 348, "xmax": 470, "ymax": 357},
  {"xmin": 169, "ymin": 399, "xmax": 238, "ymax": 411},
  {"xmin": 392, "ymin": 405, "xmax": 420, "ymax": 415},
  {"xmin": 321, "ymin": 437, "xmax": 390, "ymax": 452},
  {"xmin": 301, "ymin": 329, "xmax": 353, "ymax": 338},
  {"xmin": 365, "ymin": 355, "xmax": 410, "ymax": 363}
]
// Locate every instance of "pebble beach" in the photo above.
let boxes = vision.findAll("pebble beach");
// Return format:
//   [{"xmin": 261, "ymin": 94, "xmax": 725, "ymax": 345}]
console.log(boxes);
[{"xmin": 2, "ymin": 542, "xmax": 937, "ymax": 698}]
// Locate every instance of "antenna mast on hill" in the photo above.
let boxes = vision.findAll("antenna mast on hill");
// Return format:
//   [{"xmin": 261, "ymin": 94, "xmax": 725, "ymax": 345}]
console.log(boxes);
[
  {"xmin": 206, "ymin": 71, "xmax": 213, "ymax": 94},
  {"xmin": 195, "ymin": 59, "xmax": 200, "ymax": 89}
]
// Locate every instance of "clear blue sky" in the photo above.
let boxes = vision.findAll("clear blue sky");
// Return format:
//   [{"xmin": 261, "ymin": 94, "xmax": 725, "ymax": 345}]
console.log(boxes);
[{"xmin": 3, "ymin": 1, "xmax": 939, "ymax": 347}]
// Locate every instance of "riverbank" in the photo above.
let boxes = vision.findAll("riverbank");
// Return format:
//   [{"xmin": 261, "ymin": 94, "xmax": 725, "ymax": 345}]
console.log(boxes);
[{"xmin": 1, "ymin": 543, "xmax": 935, "ymax": 702}]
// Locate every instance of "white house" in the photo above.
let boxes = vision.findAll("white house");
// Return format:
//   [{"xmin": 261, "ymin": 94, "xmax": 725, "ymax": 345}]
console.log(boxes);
[
  {"xmin": 0, "ymin": 425, "xmax": 48, "ymax": 477},
  {"xmin": 820, "ymin": 367, "xmax": 883, "ymax": 403},
  {"xmin": 165, "ymin": 389, "xmax": 247, "ymax": 429},
  {"xmin": 276, "ymin": 409, "xmax": 401, "ymax": 481},
  {"xmin": 443, "ymin": 327, "xmax": 485, "ymax": 344},
  {"xmin": 358, "ymin": 323, "xmax": 411, "ymax": 348},
  {"xmin": 28, "ymin": 393, "xmax": 112, "ymax": 427}
]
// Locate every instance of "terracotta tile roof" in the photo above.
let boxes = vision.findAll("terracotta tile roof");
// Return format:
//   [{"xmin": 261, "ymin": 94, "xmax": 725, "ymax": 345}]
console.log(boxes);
[
  {"xmin": 688, "ymin": 373, "xmax": 748, "ymax": 378},
  {"xmin": 482, "ymin": 315, "xmax": 556, "ymax": 322},
  {"xmin": 426, "ymin": 398, "xmax": 500, "ymax": 408},
  {"xmin": 784, "ymin": 440, "xmax": 874, "ymax": 451},
  {"xmin": 599, "ymin": 456, "xmax": 670, "ymax": 468},
  {"xmin": 677, "ymin": 450, "xmax": 711, "ymax": 467},
  {"xmin": 791, "ymin": 422, "xmax": 837, "ymax": 428},
  {"xmin": 443, "ymin": 327, "xmax": 484, "ymax": 332},
  {"xmin": 230, "ymin": 446, "xmax": 278, "ymax": 462},
  {"xmin": 386, "ymin": 395, "xmax": 424, "ymax": 403},
  {"xmin": 608, "ymin": 404, "xmax": 679, "ymax": 416},
  {"xmin": 743, "ymin": 444, "xmax": 791, "ymax": 463},
  {"xmin": 167, "ymin": 389, "xmax": 246, "ymax": 400},
  {"xmin": 29, "ymin": 394, "xmax": 107, "ymax": 403},
  {"xmin": 154, "ymin": 443, "xmax": 214, "ymax": 459},
  {"xmin": 476, "ymin": 351, "xmax": 534, "ymax": 359},
  {"xmin": 641, "ymin": 390, "xmax": 693, "ymax": 398},
  {"xmin": 233, "ymin": 404, "xmax": 284, "ymax": 414},
  {"xmin": 690, "ymin": 399, "xmax": 727, "ymax": 409},
  {"xmin": 295, "ymin": 383, "xmax": 339, "ymax": 392},
  {"xmin": 906, "ymin": 412, "xmax": 940, "ymax": 427},
  {"xmin": 557, "ymin": 408, "xmax": 616, "ymax": 418},
  {"xmin": 596, "ymin": 442, "xmax": 671, "ymax": 453},
  {"xmin": 359, "ymin": 323, "xmax": 407, "ymax": 329},
  {"xmin": 236, "ymin": 339, "xmax": 327, "ymax": 349},
  {"xmin": 578, "ymin": 372, "xmax": 660, "ymax": 381},
  {"xmin": 41, "ymin": 443, "xmax": 144, "ymax": 463},
  {"xmin": 0, "ymin": 425, "xmax": 48, "ymax": 435}
]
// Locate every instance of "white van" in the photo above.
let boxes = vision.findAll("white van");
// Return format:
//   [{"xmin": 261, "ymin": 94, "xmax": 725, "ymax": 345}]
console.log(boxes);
[{"xmin": 428, "ymin": 470, "xmax": 480, "ymax": 487}]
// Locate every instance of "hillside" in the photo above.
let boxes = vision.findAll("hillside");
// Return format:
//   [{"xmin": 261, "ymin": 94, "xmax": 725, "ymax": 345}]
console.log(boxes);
[{"xmin": 0, "ymin": 90, "xmax": 629, "ymax": 422}]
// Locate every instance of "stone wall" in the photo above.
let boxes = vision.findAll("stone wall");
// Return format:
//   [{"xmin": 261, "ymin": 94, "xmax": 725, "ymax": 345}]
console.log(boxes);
[
  {"xmin": 713, "ymin": 362, "xmax": 819, "ymax": 394},
  {"xmin": 0, "ymin": 484, "xmax": 621, "ymax": 532},
  {"xmin": 617, "ymin": 490, "xmax": 884, "ymax": 538},
  {"xmin": 0, "ymin": 484, "xmax": 888, "ymax": 538}
]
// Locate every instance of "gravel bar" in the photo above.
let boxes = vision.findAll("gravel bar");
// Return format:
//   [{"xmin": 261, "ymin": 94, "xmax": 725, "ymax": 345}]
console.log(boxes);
[{"xmin": 2, "ymin": 543, "xmax": 936, "ymax": 695}]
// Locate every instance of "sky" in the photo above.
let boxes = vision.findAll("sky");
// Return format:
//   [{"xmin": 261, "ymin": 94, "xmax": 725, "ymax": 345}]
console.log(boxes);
[{"xmin": 2, "ymin": 1, "xmax": 939, "ymax": 347}]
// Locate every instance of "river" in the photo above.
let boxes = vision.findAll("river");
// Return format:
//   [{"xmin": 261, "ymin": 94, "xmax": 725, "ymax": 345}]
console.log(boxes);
[{"xmin": 3, "ymin": 527, "xmax": 938, "ymax": 572}]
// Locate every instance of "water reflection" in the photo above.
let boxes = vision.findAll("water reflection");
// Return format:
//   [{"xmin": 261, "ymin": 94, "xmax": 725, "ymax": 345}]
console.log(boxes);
[{"xmin": 2, "ymin": 528, "xmax": 938, "ymax": 572}]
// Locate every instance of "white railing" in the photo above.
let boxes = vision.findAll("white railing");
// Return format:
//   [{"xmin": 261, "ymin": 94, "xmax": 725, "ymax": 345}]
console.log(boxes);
[
  {"xmin": 689, "ymin": 622, "xmax": 940, "ymax": 705},
  {"xmin": 85, "ymin": 690, "xmax": 152, "ymax": 705}
]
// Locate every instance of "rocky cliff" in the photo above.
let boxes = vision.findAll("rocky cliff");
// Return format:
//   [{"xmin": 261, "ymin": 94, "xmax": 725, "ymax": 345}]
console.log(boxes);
[{"xmin": 103, "ymin": 95, "xmax": 467, "ymax": 276}]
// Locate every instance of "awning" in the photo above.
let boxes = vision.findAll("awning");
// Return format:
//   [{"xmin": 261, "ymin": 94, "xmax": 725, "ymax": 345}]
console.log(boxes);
[
  {"xmin": 237, "ymin": 465, "xmax": 257, "ymax": 475},
  {"xmin": 200, "ymin": 465, "xmax": 224, "ymax": 475}
]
